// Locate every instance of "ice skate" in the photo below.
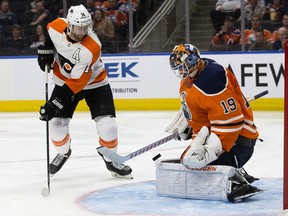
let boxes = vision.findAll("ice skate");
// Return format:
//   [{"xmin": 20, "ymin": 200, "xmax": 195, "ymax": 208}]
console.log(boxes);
[
  {"xmin": 49, "ymin": 149, "xmax": 72, "ymax": 175},
  {"xmin": 97, "ymin": 150, "xmax": 133, "ymax": 179},
  {"xmin": 227, "ymin": 179, "xmax": 263, "ymax": 202},
  {"xmin": 227, "ymin": 169, "xmax": 263, "ymax": 202},
  {"xmin": 238, "ymin": 167, "xmax": 260, "ymax": 183}
]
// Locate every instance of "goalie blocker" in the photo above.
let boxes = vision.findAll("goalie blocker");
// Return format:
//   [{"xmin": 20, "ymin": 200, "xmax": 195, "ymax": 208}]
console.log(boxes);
[{"xmin": 155, "ymin": 159, "xmax": 262, "ymax": 202}]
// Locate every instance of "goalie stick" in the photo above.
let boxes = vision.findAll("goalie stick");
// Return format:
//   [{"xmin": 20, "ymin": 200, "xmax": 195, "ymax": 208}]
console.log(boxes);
[
  {"xmin": 97, "ymin": 90, "xmax": 269, "ymax": 164},
  {"xmin": 247, "ymin": 90, "xmax": 268, "ymax": 102}
]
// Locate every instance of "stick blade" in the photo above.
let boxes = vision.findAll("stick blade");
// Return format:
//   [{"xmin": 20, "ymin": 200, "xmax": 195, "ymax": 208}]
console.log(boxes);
[{"xmin": 97, "ymin": 146, "xmax": 126, "ymax": 164}]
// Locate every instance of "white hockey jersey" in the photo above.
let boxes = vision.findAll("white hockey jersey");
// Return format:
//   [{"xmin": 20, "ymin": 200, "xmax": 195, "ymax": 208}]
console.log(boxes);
[{"xmin": 47, "ymin": 18, "xmax": 109, "ymax": 94}]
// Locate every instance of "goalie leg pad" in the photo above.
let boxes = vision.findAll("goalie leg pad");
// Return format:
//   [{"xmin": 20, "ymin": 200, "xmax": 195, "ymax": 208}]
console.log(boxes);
[
  {"xmin": 156, "ymin": 160, "xmax": 262, "ymax": 202},
  {"xmin": 156, "ymin": 160, "xmax": 236, "ymax": 201}
]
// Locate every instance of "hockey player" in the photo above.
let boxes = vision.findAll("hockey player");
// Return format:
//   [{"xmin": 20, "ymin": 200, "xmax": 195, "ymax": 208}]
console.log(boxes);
[
  {"xmin": 37, "ymin": 4, "xmax": 132, "ymax": 179},
  {"xmin": 167, "ymin": 44, "xmax": 262, "ymax": 201}
]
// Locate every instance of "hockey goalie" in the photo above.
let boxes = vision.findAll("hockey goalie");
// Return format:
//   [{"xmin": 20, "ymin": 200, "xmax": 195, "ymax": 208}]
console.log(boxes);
[{"xmin": 157, "ymin": 44, "xmax": 263, "ymax": 202}]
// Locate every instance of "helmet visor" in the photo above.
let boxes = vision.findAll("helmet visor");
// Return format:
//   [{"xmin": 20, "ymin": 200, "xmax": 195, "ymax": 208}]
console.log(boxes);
[{"xmin": 171, "ymin": 62, "xmax": 190, "ymax": 80}]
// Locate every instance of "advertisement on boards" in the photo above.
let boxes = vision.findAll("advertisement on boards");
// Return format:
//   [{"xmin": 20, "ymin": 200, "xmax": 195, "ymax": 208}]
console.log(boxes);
[
  {"xmin": 102, "ymin": 54, "xmax": 179, "ymax": 99},
  {"xmin": 0, "ymin": 52, "xmax": 284, "ymax": 101},
  {"xmin": 207, "ymin": 52, "xmax": 284, "ymax": 98}
]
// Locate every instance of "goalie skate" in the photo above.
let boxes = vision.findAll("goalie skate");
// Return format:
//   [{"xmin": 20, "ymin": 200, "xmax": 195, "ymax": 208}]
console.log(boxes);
[
  {"xmin": 238, "ymin": 167, "xmax": 260, "ymax": 183},
  {"xmin": 227, "ymin": 178, "xmax": 263, "ymax": 202},
  {"xmin": 49, "ymin": 149, "xmax": 71, "ymax": 175},
  {"xmin": 98, "ymin": 150, "xmax": 133, "ymax": 179}
]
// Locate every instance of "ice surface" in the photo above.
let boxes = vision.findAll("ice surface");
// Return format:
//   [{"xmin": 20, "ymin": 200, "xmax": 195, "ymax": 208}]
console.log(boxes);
[{"xmin": 0, "ymin": 111, "xmax": 286, "ymax": 216}]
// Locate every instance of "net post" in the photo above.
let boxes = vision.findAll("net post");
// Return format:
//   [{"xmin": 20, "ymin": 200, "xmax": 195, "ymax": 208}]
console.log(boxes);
[{"xmin": 284, "ymin": 40, "xmax": 288, "ymax": 210}]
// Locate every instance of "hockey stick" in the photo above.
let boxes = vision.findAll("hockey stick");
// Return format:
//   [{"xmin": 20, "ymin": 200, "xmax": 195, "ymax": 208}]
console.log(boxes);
[
  {"xmin": 247, "ymin": 90, "xmax": 268, "ymax": 102},
  {"xmin": 97, "ymin": 132, "xmax": 180, "ymax": 164},
  {"xmin": 41, "ymin": 65, "xmax": 51, "ymax": 197},
  {"xmin": 97, "ymin": 90, "xmax": 269, "ymax": 164}
]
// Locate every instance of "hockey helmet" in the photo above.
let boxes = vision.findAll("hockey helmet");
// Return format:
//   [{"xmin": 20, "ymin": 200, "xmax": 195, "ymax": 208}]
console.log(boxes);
[
  {"xmin": 169, "ymin": 44, "xmax": 201, "ymax": 80},
  {"xmin": 67, "ymin": 4, "xmax": 92, "ymax": 37}
]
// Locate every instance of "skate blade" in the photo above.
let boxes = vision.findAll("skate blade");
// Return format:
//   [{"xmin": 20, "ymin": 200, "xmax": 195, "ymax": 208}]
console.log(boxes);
[
  {"xmin": 233, "ymin": 189, "xmax": 263, "ymax": 202},
  {"xmin": 111, "ymin": 172, "xmax": 133, "ymax": 179}
]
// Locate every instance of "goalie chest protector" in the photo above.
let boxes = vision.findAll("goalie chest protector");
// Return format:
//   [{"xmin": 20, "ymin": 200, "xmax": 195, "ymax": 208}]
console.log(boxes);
[{"xmin": 155, "ymin": 159, "xmax": 236, "ymax": 201}]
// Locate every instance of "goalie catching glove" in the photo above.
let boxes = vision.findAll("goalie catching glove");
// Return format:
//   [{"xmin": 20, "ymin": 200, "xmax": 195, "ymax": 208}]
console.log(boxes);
[
  {"xmin": 181, "ymin": 126, "xmax": 223, "ymax": 168},
  {"xmin": 39, "ymin": 84, "xmax": 74, "ymax": 121}
]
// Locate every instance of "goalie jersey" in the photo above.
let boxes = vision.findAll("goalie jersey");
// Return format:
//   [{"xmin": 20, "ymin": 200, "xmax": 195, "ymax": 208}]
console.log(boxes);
[
  {"xmin": 179, "ymin": 58, "xmax": 259, "ymax": 152},
  {"xmin": 46, "ymin": 18, "xmax": 109, "ymax": 94}
]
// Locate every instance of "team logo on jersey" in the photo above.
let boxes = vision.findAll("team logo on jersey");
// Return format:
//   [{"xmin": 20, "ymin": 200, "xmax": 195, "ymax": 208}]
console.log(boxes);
[
  {"xmin": 180, "ymin": 91, "xmax": 192, "ymax": 121},
  {"xmin": 58, "ymin": 52, "xmax": 75, "ymax": 73}
]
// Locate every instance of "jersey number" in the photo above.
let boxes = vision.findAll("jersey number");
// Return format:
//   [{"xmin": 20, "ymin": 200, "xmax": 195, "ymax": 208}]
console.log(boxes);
[{"xmin": 220, "ymin": 98, "xmax": 237, "ymax": 114}]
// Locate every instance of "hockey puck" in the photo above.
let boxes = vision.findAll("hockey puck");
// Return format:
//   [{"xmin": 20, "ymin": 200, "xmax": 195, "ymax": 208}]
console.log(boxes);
[
  {"xmin": 152, "ymin": 154, "xmax": 161, "ymax": 161},
  {"xmin": 41, "ymin": 187, "xmax": 50, "ymax": 197}
]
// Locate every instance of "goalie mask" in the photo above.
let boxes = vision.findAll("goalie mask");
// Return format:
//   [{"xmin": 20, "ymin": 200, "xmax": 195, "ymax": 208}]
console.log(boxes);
[
  {"xmin": 169, "ymin": 44, "xmax": 201, "ymax": 83},
  {"xmin": 67, "ymin": 4, "xmax": 92, "ymax": 41}
]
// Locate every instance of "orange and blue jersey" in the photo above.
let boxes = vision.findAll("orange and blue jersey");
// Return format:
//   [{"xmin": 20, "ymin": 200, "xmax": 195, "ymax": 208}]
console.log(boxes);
[{"xmin": 179, "ymin": 58, "xmax": 259, "ymax": 152}]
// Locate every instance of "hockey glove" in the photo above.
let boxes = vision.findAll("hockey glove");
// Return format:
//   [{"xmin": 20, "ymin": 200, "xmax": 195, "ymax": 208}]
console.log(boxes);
[
  {"xmin": 39, "ymin": 97, "xmax": 63, "ymax": 121},
  {"xmin": 177, "ymin": 124, "xmax": 193, "ymax": 141},
  {"xmin": 175, "ymin": 115, "xmax": 193, "ymax": 140},
  {"xmin": 39, "ymin": 84, "xmax": 74, "ymax": 121},
  {"xmin": 37, "ymin": 45, "xmax": 54, "ymax": 72},
  {"xmin": 181, "ymin": 126, "xmax": 223, "ymax": 169}
]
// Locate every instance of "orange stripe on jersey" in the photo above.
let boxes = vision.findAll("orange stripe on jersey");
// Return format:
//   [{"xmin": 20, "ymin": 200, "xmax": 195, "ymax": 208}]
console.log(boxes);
[
  {"xmin": 53, "ymin": 63, "xmax": 89, "ymax": 94},
  {"xmin": 81, "ymin": 35, "xmax": 100, "ymax": 65},
  {"xmin": 89, "ymin": 69, "xmax": 107, "ymax": 85},
  {"xmin": 99, "ymin": 137, "xmax": 118, "ymax": 148},
  {"xmin": 66, "ymin": 72, "xmax": 92, "ymax": 93},
  {"xmin": 52, "ymin": 134, "xmax": 70, "ymax": 147},
  {"xmin": 47, "ymin": 18, "xmax": 67, "ymax": 34}
]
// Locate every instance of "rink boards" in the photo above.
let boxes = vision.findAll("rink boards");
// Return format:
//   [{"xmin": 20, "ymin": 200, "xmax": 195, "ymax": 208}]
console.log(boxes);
[{"xmin": 0, "ymin": 52, "xmax": 284, "ymax": 111}]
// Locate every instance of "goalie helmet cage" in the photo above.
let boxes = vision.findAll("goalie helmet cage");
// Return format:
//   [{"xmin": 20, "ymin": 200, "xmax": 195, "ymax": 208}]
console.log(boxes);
[{"xmin": 284, "ymin": 40, "xmax": 288, "ymax": 210}]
